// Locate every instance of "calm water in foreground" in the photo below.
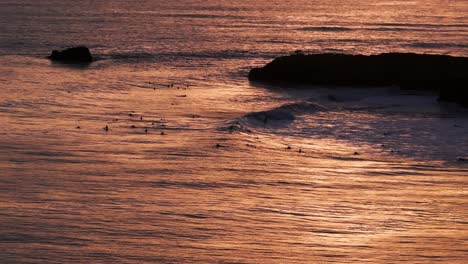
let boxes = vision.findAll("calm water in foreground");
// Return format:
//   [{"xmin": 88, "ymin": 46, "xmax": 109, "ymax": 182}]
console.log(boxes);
[{"xmin": 0, "ymin": 0, "xmax": 467, "ymax": 263}]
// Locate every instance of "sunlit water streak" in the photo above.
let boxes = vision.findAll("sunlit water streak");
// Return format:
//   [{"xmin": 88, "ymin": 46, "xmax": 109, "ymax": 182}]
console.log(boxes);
[{"xmin": 0, "ymin": 0, "xmax": 467, "ymax": 263}]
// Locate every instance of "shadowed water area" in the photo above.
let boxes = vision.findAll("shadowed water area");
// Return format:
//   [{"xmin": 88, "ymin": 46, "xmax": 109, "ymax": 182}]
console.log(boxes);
[{"xmin": 0, "ymin": 0, "xmax": 467, "ymax": 263}]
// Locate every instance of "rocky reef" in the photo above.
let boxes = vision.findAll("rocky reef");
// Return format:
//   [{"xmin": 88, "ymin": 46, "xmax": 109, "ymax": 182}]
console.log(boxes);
[
  {"xmin": 47, "ymin": 46, "xmax": 93, "ymax": 62},
  {"xmin": 249, "ymin": 53, "xmax": 468, "ymax": 106}
]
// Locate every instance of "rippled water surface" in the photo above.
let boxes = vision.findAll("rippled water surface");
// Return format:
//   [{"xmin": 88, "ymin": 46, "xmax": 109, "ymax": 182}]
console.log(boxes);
[{"xmin": 0, "ymin": 0, "xmax": 467, "ymax": 263}]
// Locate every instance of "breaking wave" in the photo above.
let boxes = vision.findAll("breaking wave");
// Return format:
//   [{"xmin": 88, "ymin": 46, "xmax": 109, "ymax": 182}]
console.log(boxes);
[{"xmin": 222, "ymin": 102, "xmax": 327, "ymax": 132}]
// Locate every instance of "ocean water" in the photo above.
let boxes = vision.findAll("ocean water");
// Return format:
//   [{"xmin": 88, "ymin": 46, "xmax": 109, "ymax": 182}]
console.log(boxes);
[{"xmin": 0, "ymin": 0, "xmax": 467, "ymax": 263}]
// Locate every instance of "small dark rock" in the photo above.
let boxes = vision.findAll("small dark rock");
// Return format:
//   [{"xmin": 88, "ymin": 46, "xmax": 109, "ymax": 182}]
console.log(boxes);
[
  {"xmin": 48, "ymin": 46, "xmax": 93, "ymax": 62},
  {"xmin": 327, "ymin": 94, "xmax": 340, "ymax": 102},
  {"xmin": 438, "ymin": 87, "xmax": 468, "ymax": 107}
]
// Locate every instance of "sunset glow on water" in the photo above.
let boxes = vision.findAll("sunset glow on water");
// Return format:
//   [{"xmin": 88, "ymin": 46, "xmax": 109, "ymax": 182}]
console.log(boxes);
[{"xmin": 0, "ymin": 1, "xmax": 467, "ymax": 263}]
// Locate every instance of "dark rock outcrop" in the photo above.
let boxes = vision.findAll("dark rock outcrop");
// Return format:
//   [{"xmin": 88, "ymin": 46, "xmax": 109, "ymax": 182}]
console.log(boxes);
[
  {"xmin": 249, "ymin": 53, "xmax": 468, "ymax": 106},
  {"xmin": 47, "ymin": 46, "xmax": 93, "ymax": 62}
]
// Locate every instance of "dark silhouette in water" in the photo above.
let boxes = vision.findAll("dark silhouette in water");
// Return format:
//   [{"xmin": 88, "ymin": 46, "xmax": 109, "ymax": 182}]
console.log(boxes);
[
  {"xmin": 47, "ymin": 46, "xmax": 93, "ymax": 62},
  {"xmin": 249, "ymin": 53, "xmax": 468, "ymax": 106}
]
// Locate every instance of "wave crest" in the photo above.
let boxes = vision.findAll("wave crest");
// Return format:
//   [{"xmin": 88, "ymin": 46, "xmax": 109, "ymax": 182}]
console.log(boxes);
[{"xmin": 223, "ymin": 102, "xmax": 327, "ymax": 132}]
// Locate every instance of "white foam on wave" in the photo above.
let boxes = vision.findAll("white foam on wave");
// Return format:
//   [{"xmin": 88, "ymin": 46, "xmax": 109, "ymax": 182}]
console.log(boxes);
[{"xmin": 241, "ymin": 102, "xmax": 327, "ymax": 128}]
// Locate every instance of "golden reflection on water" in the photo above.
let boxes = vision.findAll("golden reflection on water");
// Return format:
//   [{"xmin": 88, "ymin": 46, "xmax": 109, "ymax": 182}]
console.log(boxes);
[
  {"xmin": 1, "ymin": 60, "xmax": 467, "ymax": 262},
  {"xmin": 0, "ymin": 0, "xmax": 467, "ymax": 262}
]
